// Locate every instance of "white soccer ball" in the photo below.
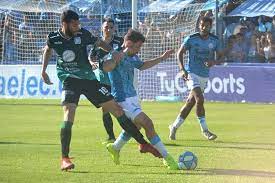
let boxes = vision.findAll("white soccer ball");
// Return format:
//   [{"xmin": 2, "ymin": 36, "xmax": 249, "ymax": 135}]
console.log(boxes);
[{"xmin": 178, "ymin": 151, "xmax": 198, "ymax": 170}]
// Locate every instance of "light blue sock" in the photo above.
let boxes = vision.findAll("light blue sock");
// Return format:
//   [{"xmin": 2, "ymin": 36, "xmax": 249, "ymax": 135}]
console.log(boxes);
[
  {"xmin": 149, "ymin": 135, "xmax": 168, "ymax": 158},
  {"xmin": 197, "ymin": 116, "xmax": 208, "ymax": 131},
  {"xmin": 113, "ymin": 130, "xmax": 131, "ymax": 151}
]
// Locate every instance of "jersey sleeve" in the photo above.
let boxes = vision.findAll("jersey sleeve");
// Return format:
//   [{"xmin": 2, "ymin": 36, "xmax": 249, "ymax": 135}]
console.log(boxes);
[
  {"xmin": 83, "ymin": 29, "xmax": 98, "ymax": 45},
  {"xmin": 46, "ymin": 33, "xmax": 54, "ymax": 48},
  {"xmin": 131, "ymin": 56, "xmax": 144, "ymax": 69},
  {"xmin": 181, "ymin": 36, "xmax": 190, "ymax": 49}
]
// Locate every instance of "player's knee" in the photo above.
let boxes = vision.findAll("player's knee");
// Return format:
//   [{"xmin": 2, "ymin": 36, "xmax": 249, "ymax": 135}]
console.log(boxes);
[
  {"xmin": 196, "ymin": 97, "xmax": 204, "ymax": 106},
  {"xmin": 112, "ymin": 104, "xmax": 124, "ymax": 117},
  {"xmin": 133, "ymin": 121, "xmax": 142, "ymax": 130},
  {"xmin": 63, "ymin": 104, "xmax": 77, "ymax": 113},
  {"xmin": 63, "ymin": 104, "xmax": 77, "ymax": 121},
  {"xmin": 186, "ymin": 97, "xmax": 195, "ymax": 106}
]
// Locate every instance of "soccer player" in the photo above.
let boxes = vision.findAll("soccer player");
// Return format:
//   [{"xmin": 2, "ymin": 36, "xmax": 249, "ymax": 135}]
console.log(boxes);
[
  {"xmin": 89, "ymin": 17, "xmax": 124, "ymax": 144},
  {"xmin": 103, "ymin": 29, "xmax": 179, "ymax": 170},
  {"xmin": 41, "ymin": 10, "xmax": 160, "ymax": 171},
  {"xmin": 169, "ymin": 17, "xmax": 223, "ymax": 141}
]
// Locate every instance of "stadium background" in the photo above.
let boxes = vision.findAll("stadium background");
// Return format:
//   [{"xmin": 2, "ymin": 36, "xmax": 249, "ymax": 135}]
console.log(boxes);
[
  {"xmin": 0, "ymin": 0, "xmax": 274, "ymax": 103},
  {"xmin": 0, "ymin": 1, "xmax": 275, "ymax": 183}
]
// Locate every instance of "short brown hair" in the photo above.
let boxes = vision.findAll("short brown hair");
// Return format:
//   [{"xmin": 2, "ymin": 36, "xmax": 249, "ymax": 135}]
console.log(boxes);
[
  {"xmin": 124, "ymin": 29, "xmax": 145, "ymax": 43},
  {"xmin": 200, "ymin": 17, "xmax": 213, "ymax": 25},
  {"xmin": 61, "ymin": 10, "xmax": 79, "ymax": 23}
]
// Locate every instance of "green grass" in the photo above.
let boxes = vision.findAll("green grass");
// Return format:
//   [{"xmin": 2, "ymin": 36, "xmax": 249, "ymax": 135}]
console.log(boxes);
[{"xmin": 0, "ymin": 99, "xmax": 275, "ymax": 183}]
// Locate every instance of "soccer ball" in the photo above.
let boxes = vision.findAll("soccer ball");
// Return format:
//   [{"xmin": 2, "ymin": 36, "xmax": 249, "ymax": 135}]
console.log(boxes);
[{"xmin": 178, "ymin": 151, "xmax": 198, "ymax": 170}]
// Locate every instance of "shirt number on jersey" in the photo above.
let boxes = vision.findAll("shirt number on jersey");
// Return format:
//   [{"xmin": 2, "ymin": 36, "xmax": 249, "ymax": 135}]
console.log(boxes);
[{"xmin": 99, "ymin": 87, "xmax": 110, "ymax": 96}]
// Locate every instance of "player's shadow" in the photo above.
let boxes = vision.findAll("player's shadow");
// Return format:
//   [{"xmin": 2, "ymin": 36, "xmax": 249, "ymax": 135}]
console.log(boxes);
[
  {"xmin": 164, "ymin": 143, "xmax": 182, "ymax": 147},
  {"xmin": 164, "ymin": 140, "xmax": 275, "ymax": 151},
  {"xmin": 0, "ymin": 141, "xmax": 58, "ymax": 146},
  {"xmin": 183, "ymin": 144, "xmax": 275, "ymax": 151},
  {"xmin": 199, "ymin": 168, "xmax": 275, "ymax": 178},
  {"xmin": 69, "ymin": 168, "xmax": 275, "ymax": 178},
  {"xmin": 181, "ymin": 139, "xmax": 275, "ymax": 146}
]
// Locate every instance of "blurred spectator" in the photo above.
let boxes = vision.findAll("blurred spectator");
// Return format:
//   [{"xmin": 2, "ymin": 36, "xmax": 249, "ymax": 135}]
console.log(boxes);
[
  {"xmin": 247, "ymin": 34, "xmax": 265, "ymax": 63},
  {"xmin": 5, "ymin": 31, "xmax": 17, "ymax": 62},
  {"xmin": 263, "ymin": 32, "xmax": 275, "ymax": 63},
  {"xmin": 38, "ymin": 0, "xmax": 49, "ymax": 20},
  {"xmin": 18, "ymin": 14, "xmax": 34, "ymax": 61},
  {"xmin": 224, "ymin": 35, "xmax": 236, "ymax": 62},
  {"xmin": 225, "ymin": 34, "xmax": 245, "ymax": 63},
  {"xmin": 271, "ymin": 16, "xmax": 275, "ymax": 41}
]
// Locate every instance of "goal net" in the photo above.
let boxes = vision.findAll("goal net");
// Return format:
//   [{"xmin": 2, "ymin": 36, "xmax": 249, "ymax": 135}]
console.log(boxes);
[
  {"xmin": 137, "ymin": 1, "xmax": 205, "ymax": 101},
  {"xmin": 0, "ymin": 0, "xmax": 206, "ymax": 100}
]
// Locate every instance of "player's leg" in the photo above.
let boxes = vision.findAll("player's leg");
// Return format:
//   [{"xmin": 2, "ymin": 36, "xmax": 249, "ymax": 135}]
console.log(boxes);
[
  {"xmin": 192, "ymin": 86, "xmax": 217, "ymax": 140},
  {"xmin": 169, "ymin": 73, "xmax": 200, "ymax": 140},
  {"xmin": 82, "ymin": 80, "xmax": 148, "ymax": 145},
  {"xmin": 60, "ymin": 77, "xmax": 81, "ymax": 171},
  {"xmin": 100, "ymin": 100, "xmax": 148, "ymax": 145},
  {"xmin": 133, "ymin": 112, "xmax": 178, "ymax": 170},
  {"xmin": 169, "ymin": 92, "xmax": 196, "ymax": 140},
  {"xmin": 107, "ymin": 97, "xmax": 161, "ymax": 163},
  {"xmin": 101, "ymin": 107, "xmax": 115, "ymax": 144},
  {"xmin": 60, "ymin": 103, "xmax": 76, "ymax": 171}
]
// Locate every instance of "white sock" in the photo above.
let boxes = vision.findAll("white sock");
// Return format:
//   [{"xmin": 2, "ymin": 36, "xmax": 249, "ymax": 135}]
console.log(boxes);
[
  {"xmin": 112, "ymin": 131, "xmax": 131, "ymax": 151},
  {"xmin": 172, "ymin": 114, "xmax": 184, "ymax": 129},
  {"xmin": 149, "ymin": 135, "xmax": 168, "ymax": 158},
  {"xmin": 197, "ymin": 116, "xmax": 208, "ymax": 131}
]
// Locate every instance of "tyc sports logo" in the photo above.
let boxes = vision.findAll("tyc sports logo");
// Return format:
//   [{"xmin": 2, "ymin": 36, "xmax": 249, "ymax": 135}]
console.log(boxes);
[{"xmin": 157, "ymin": 72, "xmax": 245, "ymax": 95}]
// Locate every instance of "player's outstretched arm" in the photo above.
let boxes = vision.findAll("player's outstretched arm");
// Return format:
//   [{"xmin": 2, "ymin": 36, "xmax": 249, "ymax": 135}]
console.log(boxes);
[
  {"xmin": 139, "ymin": 49, "xmax": 174, "ymax": 70},
  {"xmin": 41, "ymin": 45, "xmax": 53, "ymax": 85}
]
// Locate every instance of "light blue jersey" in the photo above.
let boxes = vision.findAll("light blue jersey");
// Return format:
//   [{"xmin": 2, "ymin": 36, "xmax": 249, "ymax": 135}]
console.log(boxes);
[
  {"xmin": 182, "ymin": 33, "xmax": 222, "ymax": 77},
  {"xmin": 108, "ymin": 54, "xmax": 144, "ymax": 102}
]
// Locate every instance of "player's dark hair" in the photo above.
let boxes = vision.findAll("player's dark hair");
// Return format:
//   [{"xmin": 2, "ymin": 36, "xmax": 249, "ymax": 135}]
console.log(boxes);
[
  {"xmin": 61, "ymin": 10, "xmax": 79, "ymax": 23},
  {"xmin": 124, "ymin": 29, "xmax": 145, "ymax": 43},
  {"xmin": 103, "ymin": 17, "xmax": 115, "ymax": 25},
  {"xmin": 200, "ymin": 17, "xmax": 213, "ymax": 25}
]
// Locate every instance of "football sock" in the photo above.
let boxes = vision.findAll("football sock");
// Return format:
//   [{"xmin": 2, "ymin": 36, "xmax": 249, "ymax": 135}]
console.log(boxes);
[
  {"xmin": 113, "ymin": 131, "xmax": 131, "ymax": 151},
  {"xmin": 172, "ymin": 114, "xmax": 184, "ymax": 129},
  {"xmin": 197, "ymin": 116, "xmax": 208, "ymax": 131},
  {"xmin": 116, "ymin": 114, "xmax": 147, "ymax": 144},
  {"xmin": 149, "ymin": 135, "xmax": 168, "ymax": 158},
  {"xmin": 60, "ymin": 121, "xmax": 73, "ymax": 158},
  {"xmin": 103, "ymin": 112, "xmax": 115, "ymax": 139}
]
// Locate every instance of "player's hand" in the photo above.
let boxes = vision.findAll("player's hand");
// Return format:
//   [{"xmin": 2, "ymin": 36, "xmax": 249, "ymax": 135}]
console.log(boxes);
[
  {"xmin": 112, "ymin": 50, "xmax": 125, "ymax": 64},
  {"xmin": 161, "ymin": 49, "xmax": 174, "ymax": 61},
  {"xmin": 180, "ymin": 70, "xmax": 188, "ymax": 81},
  {"xmin": 90, "ymin": 61, "xmax": 99, "ymax": 70},
  {"xmin": 41, "ymin": 71, "xmax": 53, "ymax": 85},
  {"xmin": 204, "ymin": 60, "xmax": 215, "ymax": 68}
]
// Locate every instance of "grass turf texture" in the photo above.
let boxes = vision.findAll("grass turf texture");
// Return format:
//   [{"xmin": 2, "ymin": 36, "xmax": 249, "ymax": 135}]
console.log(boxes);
[{"xmin": 0, "ymin": 99, "xmax": 275, "ymax": 183}]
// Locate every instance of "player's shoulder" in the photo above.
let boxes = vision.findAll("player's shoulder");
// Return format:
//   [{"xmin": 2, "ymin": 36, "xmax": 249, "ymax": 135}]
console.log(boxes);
[
  {"xmin": 209, "ymin": 33, "xmax": 219, "ymax": 40},
  {"xmin": 78, "ymin": 28, "xmax": 91, "ymax": 36},
  {"xmin": 189, "ymin": 32, "xmax": 200, "ymax": 39},
  {"xmin": 184, "ymin": 32, "xmax": 200, "ymax": 42},
  {"xmin": 48, "ymin": 30, "xmax": 60, "ymax": 40}
]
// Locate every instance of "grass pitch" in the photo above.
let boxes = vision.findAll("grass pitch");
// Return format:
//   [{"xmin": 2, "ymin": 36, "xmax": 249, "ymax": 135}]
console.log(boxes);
[{"xmin": 0, "ymin": 99, "xmax": 275, "ymax": 183}]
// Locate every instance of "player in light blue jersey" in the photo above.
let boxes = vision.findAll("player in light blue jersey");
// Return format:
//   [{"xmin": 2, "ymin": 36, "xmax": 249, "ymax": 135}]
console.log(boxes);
[
  {"xmin": 103, "ymin": 29, "xmax": 178, "ymax": 170},
  {"xmin": 169, "ymin": 17, "xmax": 224, "ymax": 141}
]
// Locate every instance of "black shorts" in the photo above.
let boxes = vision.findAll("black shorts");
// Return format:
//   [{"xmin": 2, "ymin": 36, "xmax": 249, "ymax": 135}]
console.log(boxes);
[{"xmin": 61, "ymin": 77, "xmax": 113, "ymax": 108}]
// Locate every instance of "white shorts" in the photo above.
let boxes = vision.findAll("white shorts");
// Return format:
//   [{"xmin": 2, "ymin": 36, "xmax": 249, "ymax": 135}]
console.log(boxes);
[
  {"xmin": 118, "ymin": 96, "xmax": 142, "ymax": 121},
  {"xmin": 186, "ymin": 73, "xmax": 208, "ymax": 92}
]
